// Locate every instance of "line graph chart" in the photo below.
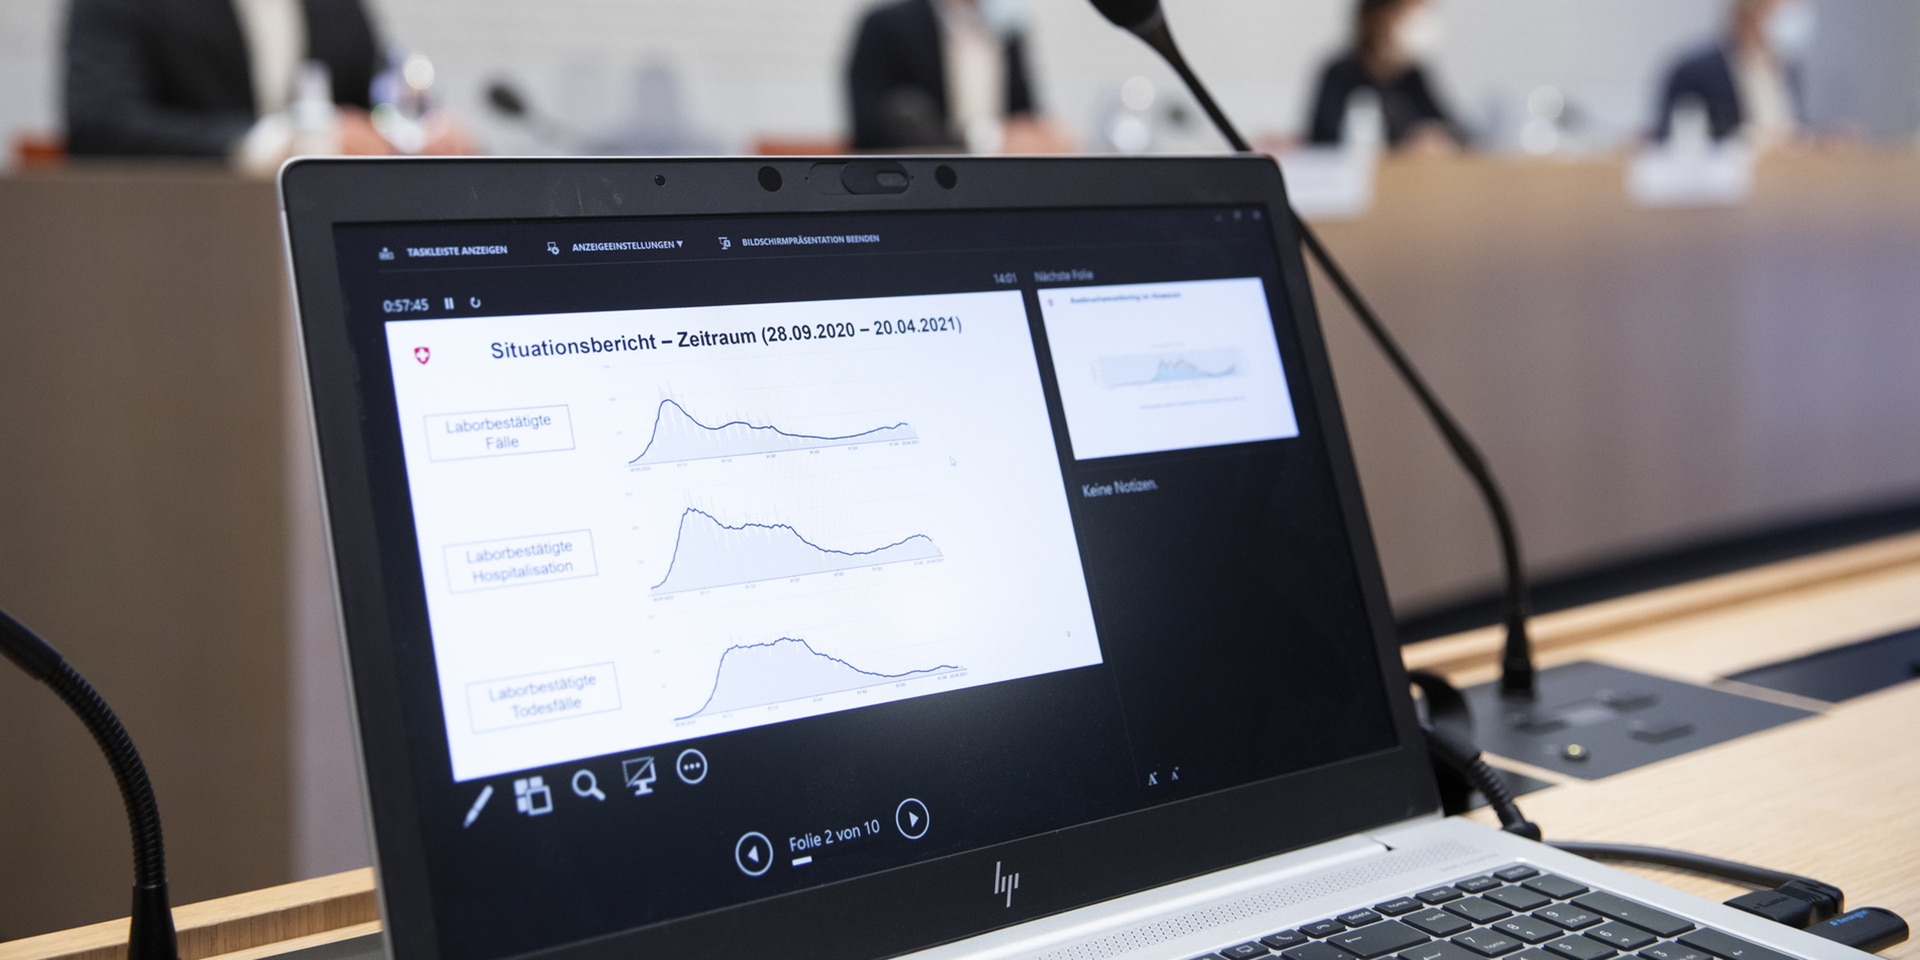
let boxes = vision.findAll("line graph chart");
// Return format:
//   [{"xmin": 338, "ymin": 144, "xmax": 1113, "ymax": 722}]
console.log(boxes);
[
  {"xmin": 629, "ymin": 398, "xmax": 917, "ymax": 466},
  {"xmin": 1097, "ymin": 348, "xmax": 1244, "ymax": 389},
  {"xmin": 676, "ymin": 638, "xmax": 962, "ymax": 719},
  {"xmin": 650, "ymin": 507, "xmax": 941, "ymax": 594}
]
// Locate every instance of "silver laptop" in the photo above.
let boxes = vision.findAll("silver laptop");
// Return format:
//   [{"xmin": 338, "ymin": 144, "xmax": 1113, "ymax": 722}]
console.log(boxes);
[{"xmin": 278, "ymin": 156, "xmax": 1850, "ymax": 960}]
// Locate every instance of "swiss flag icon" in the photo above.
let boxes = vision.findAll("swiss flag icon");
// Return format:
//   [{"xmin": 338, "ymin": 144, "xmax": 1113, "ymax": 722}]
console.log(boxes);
[{"xmin": 413, "ymin": 346, "xmax": 431, "ymax": 365}]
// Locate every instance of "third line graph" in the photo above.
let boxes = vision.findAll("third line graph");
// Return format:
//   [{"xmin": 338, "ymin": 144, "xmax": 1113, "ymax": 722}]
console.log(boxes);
[
  {"xmin": 651, "ymin": 507, "xmax": 942, "ymax": 594},
  {"xmin": 676, "ymin": 638, "xmax": 963, "ymax": 719},
  {"xmin": 629, "ymin": 398, "xmax": 918, "ymax": 466}
]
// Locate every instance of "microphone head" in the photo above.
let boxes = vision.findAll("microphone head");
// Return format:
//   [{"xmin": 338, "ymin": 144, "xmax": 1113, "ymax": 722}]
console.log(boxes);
[
  {"xmin": 1087, "ymin": 0, "xmax": 1162, "ymax": 33},
  {"xmin": 485, "ymin": 80, "xmax": 528, "ymax": 118}
]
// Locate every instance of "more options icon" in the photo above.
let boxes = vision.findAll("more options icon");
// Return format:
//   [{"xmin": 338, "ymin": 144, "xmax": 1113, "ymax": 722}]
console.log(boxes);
[
  {"xmin": 676, "ymin": 748, "xmax": 709, "ymax": 785},
  {"xmin": 734, "ymin": 831, "xmax": 773, "ymax": 876}
]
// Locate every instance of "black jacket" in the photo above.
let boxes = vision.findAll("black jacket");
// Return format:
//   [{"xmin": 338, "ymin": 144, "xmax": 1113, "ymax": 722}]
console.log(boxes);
[
  {"xmin": 846, "ymin": 0, "xmax": 1036, "ymax": 151},
  {"xmin": 1653, "ymin": 44, "xmax": 1802, "ymax": 142},
  {"xmin": 1307, "ymin": 54, "xmax": 1463, "ymax": 148},
  {"xmin": 64, "ymin": 0, "xmax": 379, "ymax": 157}
]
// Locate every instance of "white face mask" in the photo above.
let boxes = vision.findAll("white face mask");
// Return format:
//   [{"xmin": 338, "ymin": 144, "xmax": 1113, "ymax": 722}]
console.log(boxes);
[
  {"xmin": 1392, "ymin": 5, "xmax": 1445, "ymax": 61},
  {"xmin": 1763, "ymin": 0, "xmax": 1818, "ymax": 60},
  {"xmin": 978, "ymin": 0, "xmax": 1028, "ymax": 35}
]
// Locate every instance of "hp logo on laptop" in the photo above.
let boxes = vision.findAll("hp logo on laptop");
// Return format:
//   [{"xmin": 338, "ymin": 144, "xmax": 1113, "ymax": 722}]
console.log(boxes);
[{"xmin": 992, "ymin": 861, "xmax": 1020, "ymax": 908}]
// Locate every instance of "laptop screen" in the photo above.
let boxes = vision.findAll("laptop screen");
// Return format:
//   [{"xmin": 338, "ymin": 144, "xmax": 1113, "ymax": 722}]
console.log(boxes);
[{"xmin": 327, "ymin": 203, "xmax": 1397, "ymax": 959}]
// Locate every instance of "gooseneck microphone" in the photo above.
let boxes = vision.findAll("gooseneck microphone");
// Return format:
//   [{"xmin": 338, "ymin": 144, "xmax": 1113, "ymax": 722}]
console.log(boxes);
[
  {"xmin": 1089, "ymin": 0, "xmax": 1537, "ymax": 698},
  {"xmin": 2, "ymin": 607, "xmax": 179, "ymax": 960},
  {"xmin": 485, "ymin": 80, "xmax": 603, "ymax": 154}
]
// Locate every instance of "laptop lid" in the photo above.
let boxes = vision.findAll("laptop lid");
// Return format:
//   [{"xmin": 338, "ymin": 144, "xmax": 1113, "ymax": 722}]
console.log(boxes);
[{"xmin": 279, "ymin": 156, "xmax": 1437, "ymax": 960}]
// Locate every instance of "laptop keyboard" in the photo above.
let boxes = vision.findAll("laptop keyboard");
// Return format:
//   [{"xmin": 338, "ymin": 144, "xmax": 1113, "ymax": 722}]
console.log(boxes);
[{"xmin": 1188, "ymin": 864, "xmax": 1802, "ymax": 960}]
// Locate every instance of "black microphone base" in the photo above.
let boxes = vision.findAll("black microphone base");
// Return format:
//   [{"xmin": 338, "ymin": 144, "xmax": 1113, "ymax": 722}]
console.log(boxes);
[
  {"xmin": 129, "ymin": 881, "xmax": 180, "ymax": 960},
  {"xmin": 1461, "ymin": 661, "xmax": 1811, "ymax": 780}
]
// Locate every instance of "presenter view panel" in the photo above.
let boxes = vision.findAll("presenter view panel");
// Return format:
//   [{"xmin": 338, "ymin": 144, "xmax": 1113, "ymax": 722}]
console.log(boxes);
[{"xmin": 331, "ymin": 207, "xmax": 1396, "ymax": 957}]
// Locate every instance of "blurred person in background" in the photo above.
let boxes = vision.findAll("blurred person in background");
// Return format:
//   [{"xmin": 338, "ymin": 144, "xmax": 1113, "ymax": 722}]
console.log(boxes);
[
  {"xmin": 846, "ymin": 0, "xmax": 1072, "ymax": 153},
  {"xmin": 1306, "ymin": 0, "xmax": 1466, "ymax": 153},
  {"xmin": 1654, "ymin": 0, "xmax": 1814, "ymax": 148},
  {"xmin": 64, "ymin": 0, "xmax": 470, "ymax": 167}
]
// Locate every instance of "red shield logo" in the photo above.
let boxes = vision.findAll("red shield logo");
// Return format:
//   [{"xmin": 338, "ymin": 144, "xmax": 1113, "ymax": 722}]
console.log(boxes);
[{"xmin": 414, "ymin": 347, "xmax": 431, "ymax": 365}]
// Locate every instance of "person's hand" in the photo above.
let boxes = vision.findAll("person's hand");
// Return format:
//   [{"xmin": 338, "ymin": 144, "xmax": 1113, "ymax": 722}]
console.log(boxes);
[
  {"xmin": 336, "ymin": 108, "xmax": 396, "ymax": 155},
  {"xmin": 1252, "ymin": 132, "xmax": 1303, "ymax": 157},
  {"xmin": 419, "ymin": 113, "xmax": 478, "ymax": 156},
  {"xmin": 1398, "ymin": 121, "xmax": 1460, "ymax": 157},
  {"xmin": 1001, "ymin": 116, "xmax": 1077, "ymax": 155}
]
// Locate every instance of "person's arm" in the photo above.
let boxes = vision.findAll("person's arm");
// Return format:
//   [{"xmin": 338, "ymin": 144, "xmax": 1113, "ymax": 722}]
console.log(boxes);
[
  {"xmin": 1652, "ymin": 60, "xmax": 1687, "ymax": 141},
  {"xmin": 1403, "ymin": 66, "xmax": 1468, "ymax": 147},
  {"xmin": 63, "ymin": 0, "xmax": 253, "ymax": 156},
  {"xmin": 1004, "ymin": 32, "xmax": 1036, "ymax": 117},
  {"xmin": 1306, "ymin": 60, "xmax": 1353, "ymax": 145},
  {"xmin": 847, "ymin": 11, "xmax": 898, "ymax": 150}
]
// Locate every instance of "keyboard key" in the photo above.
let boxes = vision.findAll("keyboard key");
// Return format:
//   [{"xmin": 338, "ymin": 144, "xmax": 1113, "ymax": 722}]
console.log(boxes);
[
  {"xmin": 1191, "ymin": 955, "xmax": 1228, "ymax": 960},
  {"xmin": 1493, "ymin": 917, "xmax": 1564, "ymax": 944},
  {"xmin": 1406, "ymin": 910, "xmax": 1474, "ymax": 938},
  {"xmin": 1220, "ymin": 943, "xmax": 1271, "ymax": 960},
  {"xmin": 1341, "ymin": 910, "xmax": 1385, "ymax": 928},
  {"xmin": 1496, "ymin": 866, "xmax": 1542, "ymax": 883},
  {"xmin": 1573, "ymin": 895, "xmax": 1695, "ymax": 939},
  {"xmin": 1457, "ymin": 877, "xmax": 1503, "ymax": 894},
  {"xmin": 1377, "ymin": 898, "xmax": 1424, "ymax": 917},
  {"xmin": 1586, "ymin": 924, "xmax": 1656, "ymax": 951},
  {"xmin": 1445, "ymin": 898, "xmax": 1514, "ymax": 925},
  {"xmin": 1303, "ymin": 920, "xmax": 1350, "ymax": 938},
  {"xmin": 1263, "ymin": 931, "xmax": 1311, "ymax": 951},
  {"xmin": 1453, "ymin": 932, "xmax": 1524, "ymax": 957},
  {"xmin": 1398, "ymin": 941, "xmax": 1486, "ymax": 960},
  {"xmin": 1675, "ymin": 930, "xmax": 1795, "ymax": 960},
  {"xmin": 1640, "ymin": 945, "xmax": 1711, "ymax": 960},
  {"xmin": 1524, "ymin": 876, "xmax": 1590, "ymax": 900},
  {"xmin": 1329, "ymin": 921, "xmax": 1431, "ymax": 959},
  {"xmin": 1419, "ymin": 887, "xmax": 1466, "ymax": 904},
  {"xmin": 1545, "ymin": 936, "xmax": 1618, "ymax": 960},
  {"xmin": 1534, "ymin": 906, "xmax": 1603, "ymax": 930},
  {"xmin": 1287, "ymin": 943, "xmax": 1359, "ymax": 960},
  {"xmin": 1487, "ymin": 888, "xmax": 1553, "ymax": 912}
]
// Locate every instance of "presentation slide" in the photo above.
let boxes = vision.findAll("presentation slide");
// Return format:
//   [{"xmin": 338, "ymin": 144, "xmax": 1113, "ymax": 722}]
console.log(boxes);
[
  {"xmin": 384, "ymin": 292, "xmax": 1103, "ymax": 781},
  {"xmin": 1037, "ymin": 278, "xmax": 1300, "ymax": 460}
]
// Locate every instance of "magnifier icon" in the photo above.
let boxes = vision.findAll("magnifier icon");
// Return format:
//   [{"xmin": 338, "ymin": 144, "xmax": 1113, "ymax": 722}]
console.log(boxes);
[{"xmin": 572, "ymin": 769, "xmax": 606, "ymax": 801}]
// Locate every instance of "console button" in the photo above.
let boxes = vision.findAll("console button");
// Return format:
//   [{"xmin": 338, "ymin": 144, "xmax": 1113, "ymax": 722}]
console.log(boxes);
[
  {"xmin": 676, "ymin": 749, "xmax": 709, "ymax": 785},
  {"xmin": 895, "ymin": 798, "xmax": 930, "ymax": 839},
  {"xmin": 734, "ymin": 831, "xmax": 773, "ymax": 876}
]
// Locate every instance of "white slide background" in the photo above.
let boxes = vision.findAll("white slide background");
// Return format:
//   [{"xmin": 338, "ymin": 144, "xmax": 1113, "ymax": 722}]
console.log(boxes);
[
  {"xmin": 1039, "ymin": 277, "xmax": 1300, "ymax": 461},
  {"xmin": 385, "ymin": 291, "xmax": 1102, "ymax": 781}
]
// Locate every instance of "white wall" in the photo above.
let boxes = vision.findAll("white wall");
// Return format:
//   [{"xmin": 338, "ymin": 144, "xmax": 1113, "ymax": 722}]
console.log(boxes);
[{"xmin": 5, "ymin": 0, "xmax": 1915, "ymax": 160}]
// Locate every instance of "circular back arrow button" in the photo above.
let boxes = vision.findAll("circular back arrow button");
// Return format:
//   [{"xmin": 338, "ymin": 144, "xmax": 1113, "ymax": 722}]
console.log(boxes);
[{"xmin": 735, "ymin": 831, "xmax": 773, "ymax": 876}]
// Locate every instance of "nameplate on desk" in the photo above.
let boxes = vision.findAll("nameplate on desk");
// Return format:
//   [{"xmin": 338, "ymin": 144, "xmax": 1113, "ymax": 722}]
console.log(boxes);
[{"xmin": 1627, "ymin": 146, "xmax": 1754, "ymax": 209}]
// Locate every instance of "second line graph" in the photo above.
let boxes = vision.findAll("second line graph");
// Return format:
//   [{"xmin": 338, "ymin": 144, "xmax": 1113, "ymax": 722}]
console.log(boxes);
[{"xmin": 650, "ymin": 507, "xmax": 943, "ymax": 594}]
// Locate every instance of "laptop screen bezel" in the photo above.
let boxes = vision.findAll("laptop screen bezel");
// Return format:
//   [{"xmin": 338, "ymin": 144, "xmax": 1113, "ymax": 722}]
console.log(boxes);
[{"xmin": 280, "ymin": 156, "xmax": 1440, "ymax": 960}]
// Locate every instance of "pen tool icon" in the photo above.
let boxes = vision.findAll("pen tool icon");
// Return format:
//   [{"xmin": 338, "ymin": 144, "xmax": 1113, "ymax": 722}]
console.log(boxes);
[{"xmin": 463, "ymin": 784, "xmax": 494, "ymax": 828}]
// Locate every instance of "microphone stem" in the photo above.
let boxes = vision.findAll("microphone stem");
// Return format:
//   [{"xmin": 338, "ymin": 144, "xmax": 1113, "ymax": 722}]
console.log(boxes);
[
  {"xmin": 2, "ymin": 608, "xmax": 179, "ymax": 960},
  {"xmin": 1133, "ymin": 14, "xmax": 1535, "ymax": 697}
]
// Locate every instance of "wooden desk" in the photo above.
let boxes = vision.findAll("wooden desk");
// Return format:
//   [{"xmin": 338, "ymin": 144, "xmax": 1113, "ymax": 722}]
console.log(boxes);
[{"xmin": 6, "ymin": 532, "xmax": 1916, "ymax": 960}]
